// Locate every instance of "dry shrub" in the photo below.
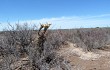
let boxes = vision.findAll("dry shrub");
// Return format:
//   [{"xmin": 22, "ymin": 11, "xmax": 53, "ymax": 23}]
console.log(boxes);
[
  {"xmin": 58, "ymin": 28, "xmax": 110, "ymax": 51},
  {"xmin": 0, "ymin": 23, "xmax": 71, "ymax": 70}
]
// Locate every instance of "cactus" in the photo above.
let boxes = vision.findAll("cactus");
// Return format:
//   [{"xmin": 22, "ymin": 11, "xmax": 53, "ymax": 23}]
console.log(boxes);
[
  {"xmin": 37, "ymin": 22, "xmax": 51, "ymax": 53},
  {"xmin": 38, "ymin": 22, "xmax": 51, "ymax": 36}
]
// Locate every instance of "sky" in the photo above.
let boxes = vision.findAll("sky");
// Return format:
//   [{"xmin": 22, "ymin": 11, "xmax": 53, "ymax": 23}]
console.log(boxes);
[{"xmin": 0, "ymin": 0, "xmax": 110, "ymax": 30}]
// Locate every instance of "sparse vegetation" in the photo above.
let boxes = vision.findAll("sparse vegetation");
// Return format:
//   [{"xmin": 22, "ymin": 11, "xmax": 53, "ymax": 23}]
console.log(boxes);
[
  {"xmin": 0, "ymin": 23, "xmax": 71, "ymax": 70},
  {"xmin": 0, "ymin": 23, "xmax": 110, "ymax": 70}
]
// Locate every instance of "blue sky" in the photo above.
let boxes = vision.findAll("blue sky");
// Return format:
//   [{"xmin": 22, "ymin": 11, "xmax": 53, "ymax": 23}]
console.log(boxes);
[{"xmin": 0, "ymin": 0, "xmax": 110, "ymax": 30}]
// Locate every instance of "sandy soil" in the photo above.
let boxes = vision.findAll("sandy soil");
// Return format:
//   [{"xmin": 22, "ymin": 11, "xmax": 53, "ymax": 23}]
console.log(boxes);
[{"xmin": 57, "ymin": 42, "xmax": 110, "ymax": 70}]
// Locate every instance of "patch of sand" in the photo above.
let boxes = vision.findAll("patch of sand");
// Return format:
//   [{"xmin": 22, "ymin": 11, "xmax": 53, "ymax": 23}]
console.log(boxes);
[
  {"xmin": 57, "ymin": 42, "xmax": 110, "ymax": 70},
  {"xmin": 57, "ymin": 42, "xmax": 110, "ymax": 60}
]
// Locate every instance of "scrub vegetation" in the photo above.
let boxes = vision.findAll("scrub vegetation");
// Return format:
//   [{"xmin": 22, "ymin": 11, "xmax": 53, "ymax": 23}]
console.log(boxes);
[{"xmin": 0, "ymin": 23, "xmax": 110, "ymax": 70}]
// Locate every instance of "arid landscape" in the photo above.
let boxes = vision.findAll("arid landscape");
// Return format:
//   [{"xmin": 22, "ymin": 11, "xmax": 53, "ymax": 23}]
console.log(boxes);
[
  {"xmin": 0, "ymin": 0, "xmax": 110, "ymax": 70},
  {"xmin": 0, "ymin": 24, "xmax": 110, "ymax": 70}
]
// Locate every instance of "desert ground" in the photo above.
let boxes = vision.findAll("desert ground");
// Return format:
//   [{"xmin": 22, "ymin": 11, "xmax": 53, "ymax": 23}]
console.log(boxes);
[
  {"xmin": 1, "ymin": 25, "xmax": 110, "ymax": 70},
  {"xmin": 57, "ymin": 42, "xmax": 110, "ymax": 70}
]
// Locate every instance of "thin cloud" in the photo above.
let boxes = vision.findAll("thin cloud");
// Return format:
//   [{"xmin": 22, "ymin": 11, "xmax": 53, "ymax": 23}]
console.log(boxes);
[{"xmin": 0, "ymin": 14, "xmax": 110, "ymax": 30}]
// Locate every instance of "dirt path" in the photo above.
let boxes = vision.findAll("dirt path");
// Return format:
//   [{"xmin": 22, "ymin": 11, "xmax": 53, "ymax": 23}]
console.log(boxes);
[{"xmin": 57, "ymin": 42, "xmax": 110, "ymax": 70}]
